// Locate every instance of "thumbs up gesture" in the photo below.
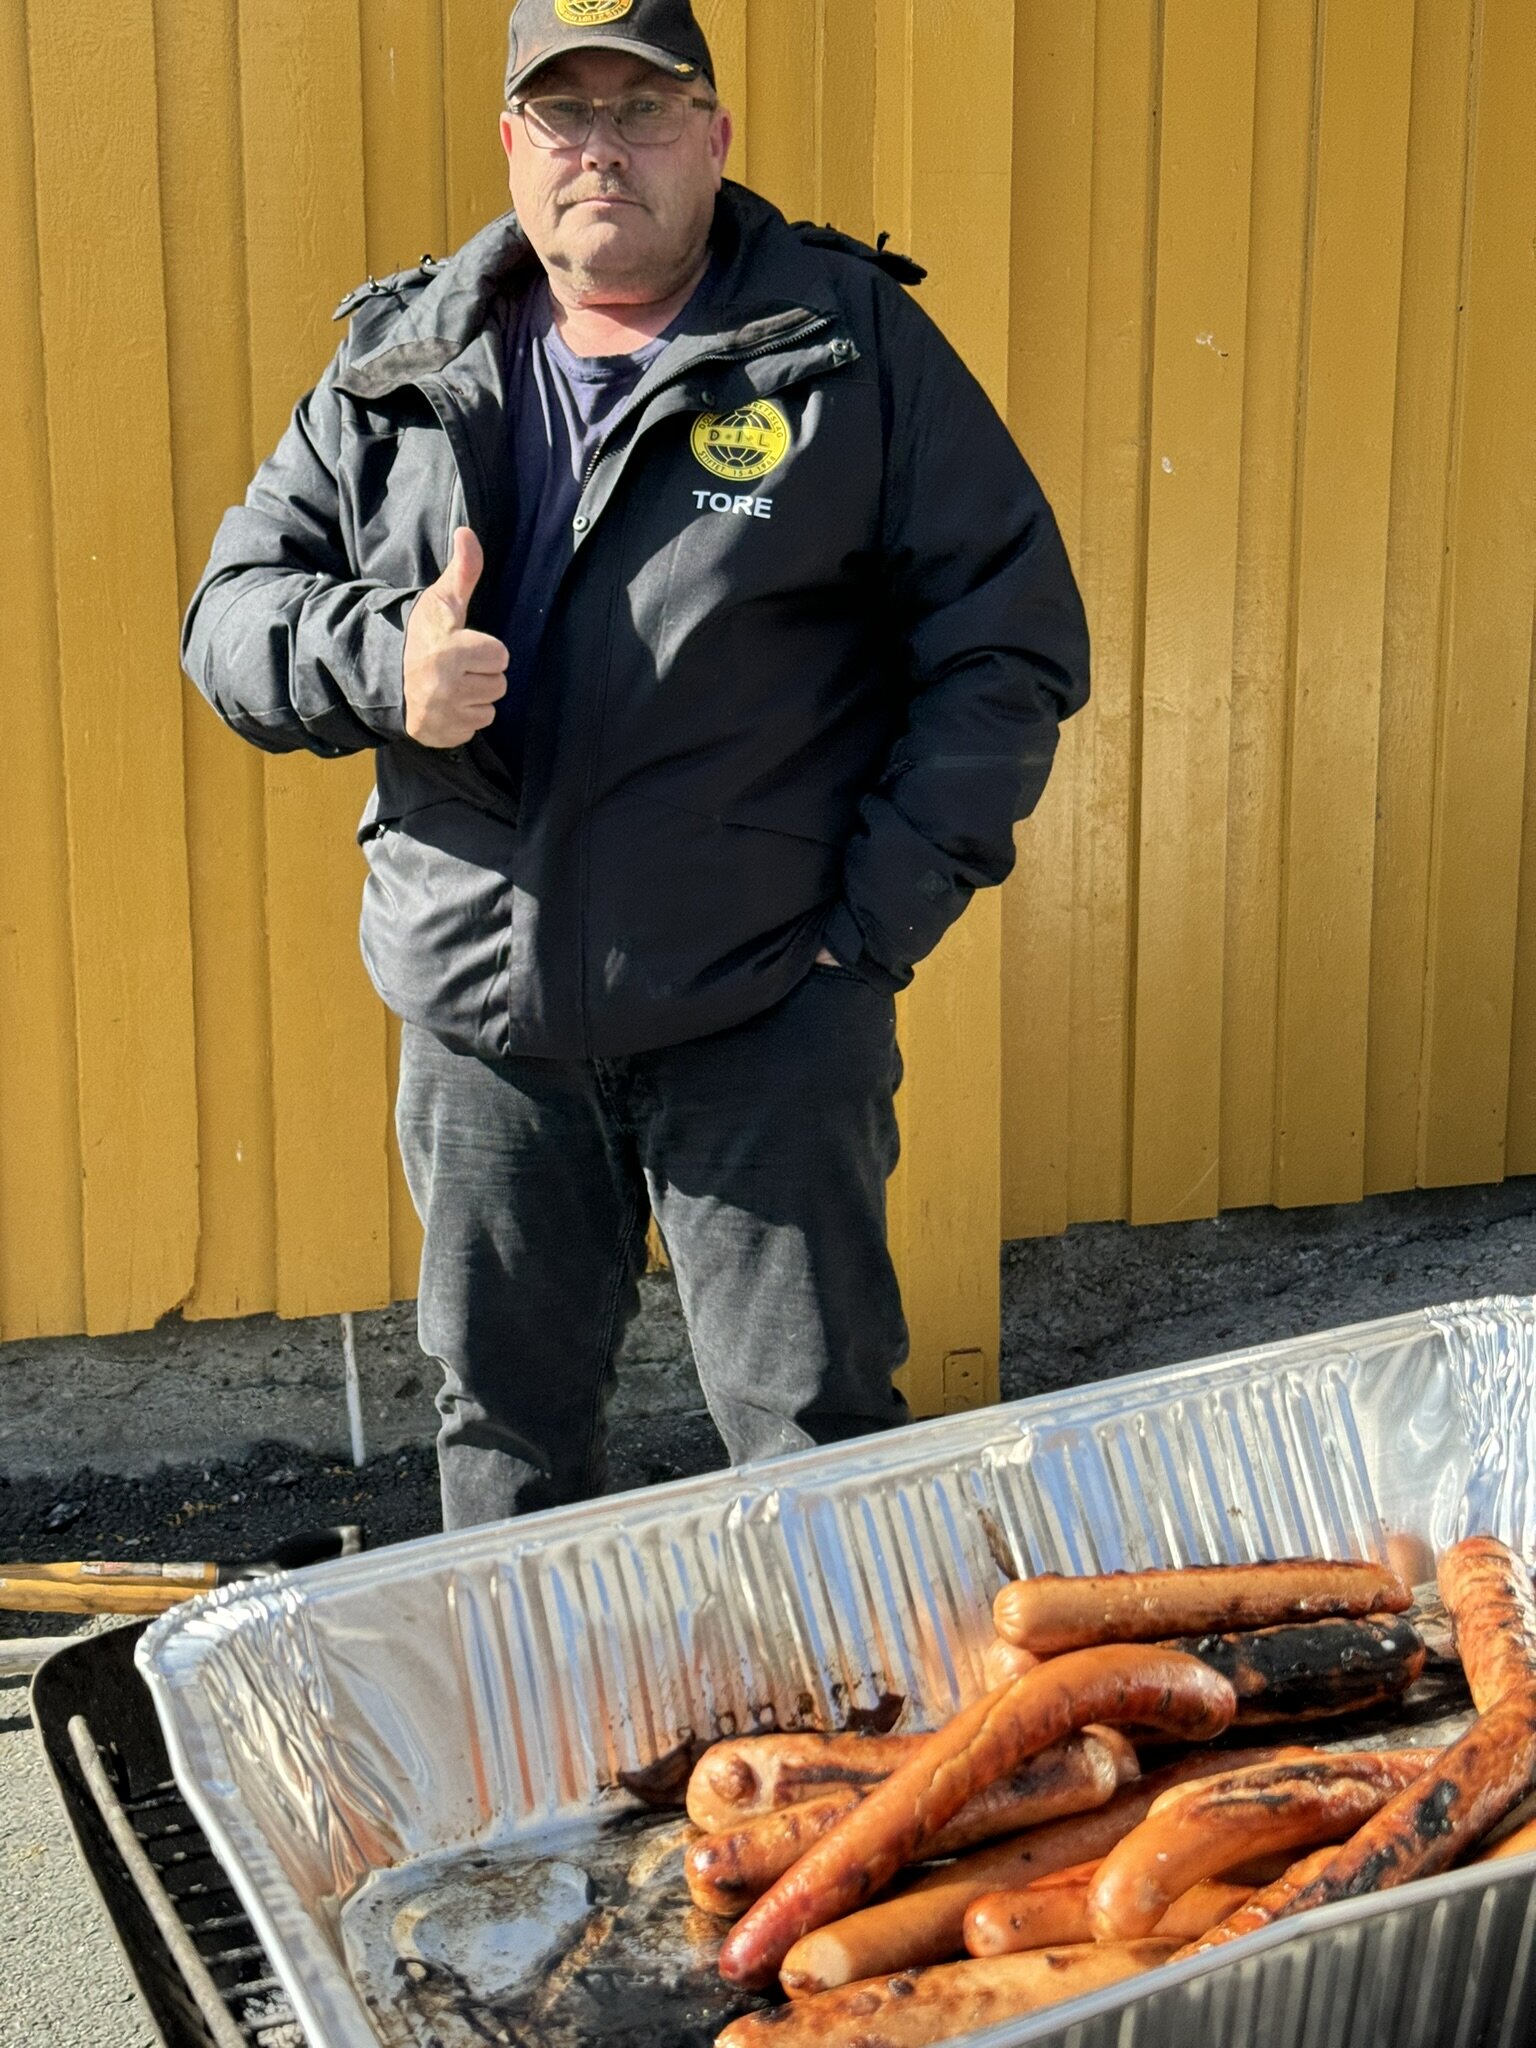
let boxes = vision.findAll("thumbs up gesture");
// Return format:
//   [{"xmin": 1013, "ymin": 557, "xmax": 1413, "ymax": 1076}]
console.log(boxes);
[{"xmin": 402, "ymin": 528, "xmax": 510, "ymax": 748}]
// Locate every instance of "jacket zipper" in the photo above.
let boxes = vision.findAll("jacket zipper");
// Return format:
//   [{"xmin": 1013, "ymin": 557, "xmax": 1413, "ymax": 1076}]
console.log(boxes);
[{"xmin": 568, "ymin": 312, "xmax": 845, "ymax": 1054}]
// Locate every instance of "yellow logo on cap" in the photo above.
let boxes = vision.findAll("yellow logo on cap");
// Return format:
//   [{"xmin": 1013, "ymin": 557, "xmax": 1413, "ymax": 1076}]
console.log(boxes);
[
  {"xmin": 691, "ymin": 402, "xmax": 791, "ymax": 483},
  {"xmin": 555, "ymin": 0, "xmax": 634, "ymax": 23}
]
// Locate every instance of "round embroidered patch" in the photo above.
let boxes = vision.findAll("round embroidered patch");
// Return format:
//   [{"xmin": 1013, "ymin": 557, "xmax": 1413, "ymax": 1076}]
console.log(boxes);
[
  {"xmin": 555, "ymin": 0, "xmax": 634, "ymax": 24},
  {"xmin": 690, "ymin": 402, "xmax": 792, "ymax": 483}
]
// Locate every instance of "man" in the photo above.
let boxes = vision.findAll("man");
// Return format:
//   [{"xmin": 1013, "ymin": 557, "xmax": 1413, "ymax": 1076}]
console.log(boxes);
[{"xmin": 184, "ymin": 0, "xmax": 1089, "ymax": 1531}]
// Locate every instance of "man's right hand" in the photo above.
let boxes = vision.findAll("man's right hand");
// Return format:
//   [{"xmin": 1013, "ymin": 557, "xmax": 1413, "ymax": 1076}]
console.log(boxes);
[{"xmin": 403, "ymin": 527, "xmax": 509, "ymax": 748}]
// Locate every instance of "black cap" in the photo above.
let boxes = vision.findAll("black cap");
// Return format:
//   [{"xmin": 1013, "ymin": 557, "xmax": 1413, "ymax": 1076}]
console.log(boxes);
[{"xmin": 505, "ymin": 0, "xmax": 715, "ymax": 103}]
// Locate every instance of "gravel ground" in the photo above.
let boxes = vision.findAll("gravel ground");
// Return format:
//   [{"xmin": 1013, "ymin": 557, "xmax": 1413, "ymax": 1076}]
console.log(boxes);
[{"xmin": 4, "ymin": 1176, "xmax": 1536, "ymax": 2047}]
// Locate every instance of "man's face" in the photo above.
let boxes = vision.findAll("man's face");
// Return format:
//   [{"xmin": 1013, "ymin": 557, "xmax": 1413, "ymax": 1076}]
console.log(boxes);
[{"xmin": 499, "ymin": 49, "xmax": 732, "ymax": 303}]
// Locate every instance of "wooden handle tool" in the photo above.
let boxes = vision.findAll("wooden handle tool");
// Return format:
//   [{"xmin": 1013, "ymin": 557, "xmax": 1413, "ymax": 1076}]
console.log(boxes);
[{"xmin": 0, "ymin": 1526, "xmax": 364, "ymax": 1615}]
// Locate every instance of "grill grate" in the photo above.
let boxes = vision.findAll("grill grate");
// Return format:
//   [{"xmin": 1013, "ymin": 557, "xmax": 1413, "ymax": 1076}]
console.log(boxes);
[{"xmin": 31, "ymin": 1624, "xmax": 308, "ymax": 2048}]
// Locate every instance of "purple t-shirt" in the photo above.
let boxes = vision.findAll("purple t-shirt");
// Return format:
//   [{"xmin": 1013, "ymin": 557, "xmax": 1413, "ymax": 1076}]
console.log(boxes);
[{"xmin": 488, "ymin": 279, "xmax": 686, "ymax": 774}]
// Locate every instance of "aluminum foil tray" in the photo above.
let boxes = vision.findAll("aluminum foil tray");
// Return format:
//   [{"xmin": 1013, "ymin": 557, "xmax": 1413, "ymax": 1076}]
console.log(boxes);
[{"xmin": 139, "ymin": 1296, "xmax": 1536, "ymax": 2048}]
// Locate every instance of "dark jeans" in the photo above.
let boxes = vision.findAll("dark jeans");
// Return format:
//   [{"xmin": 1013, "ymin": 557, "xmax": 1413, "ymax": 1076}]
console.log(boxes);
[{"xmin": 395, "ymin": 965, "xmax": 911, "ymax": 1529}]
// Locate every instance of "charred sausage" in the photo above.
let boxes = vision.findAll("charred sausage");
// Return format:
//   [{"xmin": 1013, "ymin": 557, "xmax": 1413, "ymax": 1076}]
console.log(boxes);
[
  {"xmin": 994, "ymin": 1560, "xmax": 1409, "ymax": 1656},
  {"xmin": 1158, "ymin": 1614, "xmax": 1425, "ymax": 1723},
  {"xmin": 717, "ymin": 1648, "xmax": 1235, "ymax": 1987},
  {"xmin": 717, "ymin": 1944, "xmax": 1180, "ymax": 2047},
  {"xmin": 921, "ymin": 1732, "xmax": 1130, "ymax": 1856},
  {"xmin": 1272, "ymin": 1692, "xmax": 1536, "ymax": 1917},
  {"xmin": 1437, "ymin": 1536, "xmax": 1536, "ymax": 1714},
  {"xmin": 1088, "ymin": 1751, "xmax": 1438, "ymax": 1938},
  {"xmin": 775, "ymin": 1746, "xmax": 1318, "ymax": 1996},
  {"xmin": 687, "ymin": 1735, "xmax": 923, "ymax": 1832}
]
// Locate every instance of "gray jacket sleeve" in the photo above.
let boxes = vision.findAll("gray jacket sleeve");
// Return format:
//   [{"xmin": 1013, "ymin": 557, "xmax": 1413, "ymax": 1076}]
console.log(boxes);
[
  {"xmin": 821, "ymin": 288, "xmax": 1090, "ymax": 986},
  {"xmin": 181, "ymin": 352, "xmax": 415, "ymax": 757}
]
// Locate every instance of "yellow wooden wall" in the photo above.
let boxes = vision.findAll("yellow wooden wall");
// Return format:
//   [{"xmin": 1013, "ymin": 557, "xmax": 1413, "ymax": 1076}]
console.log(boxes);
[
  {"xmin": 1003, "ymin": 0, "xmax": 1536, "ymax": 1240},
  {"xmin": 2, "ymin": 4, "xmax": 1533, "ymax": 1417}
]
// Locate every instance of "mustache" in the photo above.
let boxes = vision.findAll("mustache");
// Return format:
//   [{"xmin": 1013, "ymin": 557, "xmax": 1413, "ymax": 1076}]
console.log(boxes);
[{"xmin": 561, "ymin": 176, "xmax": 645, "ymax": 208}]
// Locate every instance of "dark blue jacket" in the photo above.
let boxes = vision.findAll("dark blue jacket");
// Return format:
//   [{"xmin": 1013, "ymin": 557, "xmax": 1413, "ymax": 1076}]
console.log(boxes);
[{"xmin": 183, "ymin": 183, "xmax": 1090, "ymax": 1060}]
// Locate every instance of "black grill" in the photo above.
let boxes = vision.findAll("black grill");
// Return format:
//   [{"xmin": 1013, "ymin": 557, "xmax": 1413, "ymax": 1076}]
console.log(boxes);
[{"xmin": 30, "ymin": 1623, "xmax": 306, "ymax": 2048}]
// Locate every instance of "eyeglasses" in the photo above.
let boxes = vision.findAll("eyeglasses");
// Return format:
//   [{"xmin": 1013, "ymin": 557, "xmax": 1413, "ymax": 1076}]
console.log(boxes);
[{"xmin": 512, "ymin": 91, "xmax": 716, "ymax": 151}]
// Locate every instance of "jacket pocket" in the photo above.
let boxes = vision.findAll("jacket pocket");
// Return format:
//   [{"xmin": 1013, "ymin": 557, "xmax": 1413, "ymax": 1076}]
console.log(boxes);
[
  {"xmin": 586, "ymin": 793, "xmax": 838, "ymax": 1005},
  {"xmin": 358, "ymin": 799, "xmax": 518, "ymax": 1060},
  {"xmin": 638, "ymin": 791, "xmax": 846, "ymax": 851},
  {"xmin": 369, "ymin": 738, "xmax": 519, "ymax": 831}
]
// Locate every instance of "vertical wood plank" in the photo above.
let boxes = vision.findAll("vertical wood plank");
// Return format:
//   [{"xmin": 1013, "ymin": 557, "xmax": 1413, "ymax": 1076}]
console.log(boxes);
[
  {"xmin": 744, "ymin": 0, "xmax": 819, "ymax": 222},
  {"xmin": 26, "ymin": 0, "xmax": 200, "ymax": 1334},
  {"xmin": 155, "ymin": 0, "xmax": 279, "ymax": 1322},
  {"xmin": 239, "ymin": 0, "xmax": 393, "ymax": 1319},
  {"xmin": 1128, "ymin": 0, "xmax": 1258, "ymax": 1225},
  {"xmin": 0, "ymin": 6, "xmax": 86, "ymax": 1338},
  {"xmin": 361, "ymin": 0, "xmax": 448, "ymax": 271},
  {"xmin": 817, "ymin": 0, "xmax": 877, "ymax": 241},
  {"xmin": 443, "ymin": 0, "xmax": 513, "ymax": 249},
  {"xmin": 871, "ymin": 0, "xmax": 909, "ymax": 246},
  {"xmin": 1059, "ymin": 0, "xmax": 1160, "ymax": 1231},
  {"xmin": 1219, "ymin": 0, "xmax": 1316, "ymax": 1211},
  {"xmin": 1001, "ymin": 0, "xmax": 1094, "ymax": 1241},
  {"xmin": 1273, "ymin": 1, "xmax": 1414, "ymax": 1209},
  {"xmin": 875, "ymin": 0, "xmax": 916, "ymax": 1376},
  {"xmin": 1419, "ymin": 0, "xmax": 1536, "ymax": 1185},
  {"xmin": 1363, "ymin": 0, "xmax": 1475, "ymax": 1197},
  {"xmin": 886, "ymin": 0, "xmax": 1012, "ymax": 1416},
  {"xmin": 1506, "ymin": 617, "xmax": 1536, "ymax": 1173},
  {"xmin": 889, "ymin": 905, "xmax": 1003, "ymax": 1418},
  {"xmin": 694, "ymin": 0, "xmax": 747, "ymax": 158}
]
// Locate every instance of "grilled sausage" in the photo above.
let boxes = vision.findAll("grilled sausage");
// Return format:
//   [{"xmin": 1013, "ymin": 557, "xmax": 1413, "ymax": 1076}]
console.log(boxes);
[
  {"xmin": 994, "ymin": 1560, "xmax": 1410, "ymax": 1656},
  {"xmin": 688, "ymin": 1791, "xmax": 863, "ymax": 1914},
  {"xmin": 1437, "ymin": 1536, "xmax": 1536, "ymax": 1714},
  {"xmin": 687, "ymin": 1736, "xmax": 924, "ymax": 1832},
  {"xmin": 1158, "ymin": 1614, "xmax": 1425, "ymax": 1724},
  {"xmin": 775, "ymin": 1746, "xmax": 1318, "ymax": 1996},
  {"xmin": 1154, "ymin": 1878, "xmax": 1257, "ymax": 1942},
  {"xmin": 690, "ymin": 1725, "xmax": 1130, "ymax": 1842},
  {"xmin": 1273, "ymin": 1692, "xmax": 1536, "ymax": 1917},
  {"xmin": 1088, "ymin": 1751, "xmax": 1439, "ymax": 1938},
  {"xmin": 717, "ymin": 1648, "xmax": 1236, "ymax": 1987},
  {"xmin": 1173, "ymin": 1846, "xmax": 1339, "ymax": 1956},
  {"xmin": 692, "ymin": 1734, "xmax": 1129, "ymax": 1916},
  {"xmin": 1085, "ymin": 1724, "xmax": 1140, "ymax": 1781},
  {"xmin": 718, "ymin": 1944, "xmax": 1180, "ymax": 2047},
  {"xmin": 959, "ymin": 1861, "xmax": 1102, "ymax": 1955},
  {"xmin": 921, "ymin": 1732, "xmax": 1130, "ymax": 1855},
  {"xmin": 964, "ymin": 1867, "xmax": 1252, "ymax": 1955}
]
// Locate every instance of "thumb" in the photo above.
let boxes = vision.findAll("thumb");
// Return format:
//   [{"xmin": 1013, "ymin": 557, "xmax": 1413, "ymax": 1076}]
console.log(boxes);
[{"xmin": 431, "ymin": 526, "xmax": 483, "ymax": 626}]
